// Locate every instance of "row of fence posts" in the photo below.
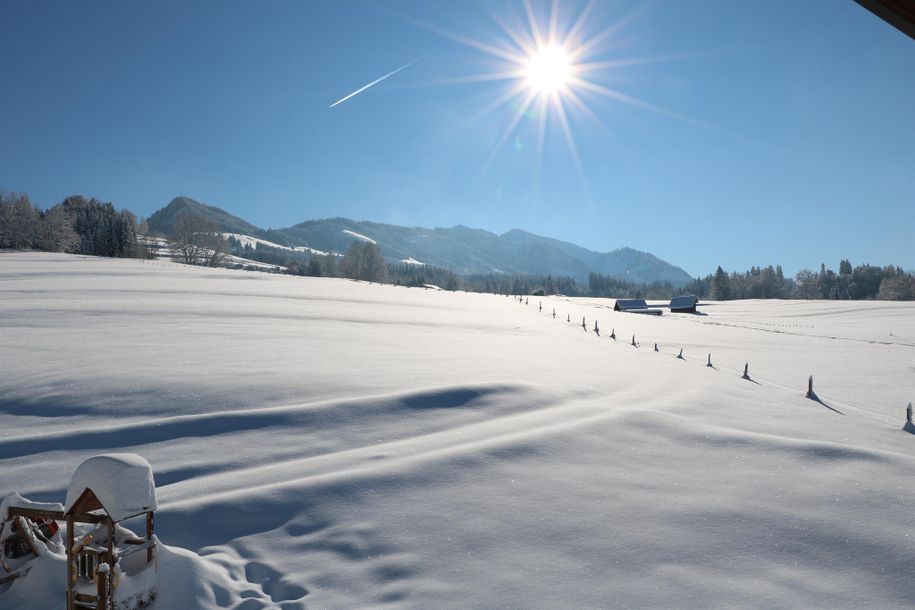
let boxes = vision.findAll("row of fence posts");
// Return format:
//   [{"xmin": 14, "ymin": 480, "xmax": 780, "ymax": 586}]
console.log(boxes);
[{"xmin": 509, "ymin": 296, "xmax": 912, "ymax": 431}]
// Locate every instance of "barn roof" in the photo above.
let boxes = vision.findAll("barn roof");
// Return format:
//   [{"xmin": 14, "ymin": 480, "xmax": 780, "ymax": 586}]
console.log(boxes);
[{"xmin": 614, "ymin": 299, "xmax": 648, "ymax": 311}]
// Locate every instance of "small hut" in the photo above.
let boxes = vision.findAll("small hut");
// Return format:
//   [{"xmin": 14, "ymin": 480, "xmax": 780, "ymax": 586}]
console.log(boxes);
[
  {"xmin": 613, "ymin": 299, "xmax": 663, "ymax": 316},
  {"xmin": 613, "ymin": 299, "xmax": 647, "ymax": 311},
  {"xmin": 63, "ymin": 454, "xmax": 158, "ymax": 610},
  {"xmin": 669, "ymin": 295, "xmax": 699, "ymax": 313}
]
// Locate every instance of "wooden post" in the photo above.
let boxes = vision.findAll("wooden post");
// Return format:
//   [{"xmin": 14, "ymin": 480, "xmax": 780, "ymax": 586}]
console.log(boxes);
[
  {"xmin": 539, "ymin": 301, "xmax": 542, "ymax": 312},
  {"xmin": 96, "ymin": 563, "xmax": 109, "ymax": 610},
  {"xmin": 654, "ymin": 343, "xmax": 659, "ymax": 352},
  {"xmin": 806, "ymin": 375, "xmax": 814, "ymax": 398},
  {"xmin": 907, "ymin": 402, "xmax": 912, "ymax": 424},
  {"xmin": 594, "ymin": 320, "xmax": 599, "ymax": 333},
  {"xmin": 610, "ymin": 329, "xmax": 616, "ymax": 340},
  {"xmin": 106, "ymin": 517, "xmax": 114, "ymax": 610},
  {"xmin": 742, "ymin": 363, "xmax": 750, "ymax": 380},
  {"xmin": 552, "ymin": 308, "xmax": 556, "ymax": 318},
  {"xmin": 146, "ymin": 512, "xmax": 154, "ymax": 564},
  {"xmin": 566, "ymin": 314, "xmax": 570, "ymax": 323},
  {"xmin": 677, "ymin": 348, "xmax": 684, "ymax": 359},
  {"xmin": 581, "ymin": 316, "xmax": 586, "ymax": 329},
  {"xmin": 707, "ymin": 354, "xmax": 713, "ymax": 368},
  {"xmin": 67, "ymin": 515, "xmax": 75, "ymax": 610}
]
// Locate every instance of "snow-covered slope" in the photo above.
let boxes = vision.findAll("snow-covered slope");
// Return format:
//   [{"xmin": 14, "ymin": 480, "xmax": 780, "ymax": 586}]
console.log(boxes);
[
  {"xmin": 220, "ymin": 233, "xmax": 334, "ymax": 257},
  {"xmin": 1, "ymin": 252, "xmax": 913, "ymax": 609},
  {"xmin": 341, "ymin": 229, "xmax": 376, "ymax": 244}
]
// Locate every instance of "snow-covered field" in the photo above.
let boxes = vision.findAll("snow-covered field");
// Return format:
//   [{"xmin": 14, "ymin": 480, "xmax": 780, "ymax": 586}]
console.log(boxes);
[{"xmin": 1, "ymin": 252, "xmax": 913, "ymax": 609}]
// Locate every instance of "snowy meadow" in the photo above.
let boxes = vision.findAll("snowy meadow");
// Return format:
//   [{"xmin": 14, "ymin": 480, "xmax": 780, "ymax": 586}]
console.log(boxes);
[{"xmin": 1, "ymin": 252, "xmax": 913, "ymax": 609}]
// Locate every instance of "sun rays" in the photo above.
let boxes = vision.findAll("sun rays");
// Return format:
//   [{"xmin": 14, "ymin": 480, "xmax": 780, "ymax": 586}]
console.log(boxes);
[{"xmin": 387, "ymin": 0, "xmax": 698, "ymax": 194}]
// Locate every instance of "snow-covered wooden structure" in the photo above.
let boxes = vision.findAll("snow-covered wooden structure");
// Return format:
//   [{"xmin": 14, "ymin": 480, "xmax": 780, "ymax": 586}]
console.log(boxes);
[
  {"xmin": 63, "ymin": 454, "xmax": 158, "ymax": 610},
  {"xmin": 613, "ymin": 299, "xmax": 663, "ymax": 316},
  {"xmin": 669, "ymin": 295, "xmax": 699, "ymax": 313},
  {"xmin": 614, "ymin": 298, "xmax": 647, "ymax": 311}
]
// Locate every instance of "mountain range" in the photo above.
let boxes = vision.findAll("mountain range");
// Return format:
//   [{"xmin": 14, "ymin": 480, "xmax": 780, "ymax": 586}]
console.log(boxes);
[{"xmin": 147, "ymin": 197, "xmax": 693, "ymax": 286}]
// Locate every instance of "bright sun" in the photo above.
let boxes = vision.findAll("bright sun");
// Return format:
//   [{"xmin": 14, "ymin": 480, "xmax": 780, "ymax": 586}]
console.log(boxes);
[
  {"xmin": 524, "ymin": 44, "xmax": 572, "ymax": 95},
  {"xmin": 399, "ymin": 2, "xmax": 681, "ymax": 189}
]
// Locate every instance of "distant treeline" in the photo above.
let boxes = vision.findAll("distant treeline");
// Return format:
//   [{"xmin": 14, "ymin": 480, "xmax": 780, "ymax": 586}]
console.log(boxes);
[
  {"xmin": 285, "ymin": 242, "xmax": 583, "ymax": 295},
  {"xmin": 0, "ymin": 192, "xmax": 143, "ymax": 257},
  {"xmin": 690, "ymin": 262, "xmax": 915, "ymax": 301},
  {"xmin": 3, "ymin": 191, "xmax": 912, "ymax": 301}
]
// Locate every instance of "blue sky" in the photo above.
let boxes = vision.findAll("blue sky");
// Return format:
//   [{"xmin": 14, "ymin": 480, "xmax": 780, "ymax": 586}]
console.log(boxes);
[{"xmin": 1, "ymin": 0, "xmax": 912, "ymax": 276}]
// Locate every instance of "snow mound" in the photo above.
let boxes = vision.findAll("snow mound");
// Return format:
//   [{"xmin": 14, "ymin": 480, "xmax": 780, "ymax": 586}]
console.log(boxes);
[
  {"xmin": 400, "ymin": 257, "xmax": 425, "ymax": 266},
  {"xmin": 64, "ymin": 454, "xmax": 157, "ymax": 521}
]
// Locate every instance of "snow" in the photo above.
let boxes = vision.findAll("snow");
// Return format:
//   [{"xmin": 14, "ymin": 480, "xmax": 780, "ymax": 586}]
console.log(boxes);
[
  {"xmin": 140, "ymin": 234, "xmax": 286, "ymax": 271},
  {"xmin": 1, "ymin": 252, "xmax": 914, "ymax": 609},
  {"xmin": 342, "ymin": 229, "xmax": 376, "ymax": 244},
  {"xmin": 400, "ymin": 257, "xmax": 424, "ymax": 266},
  {"xmin": 220, "ymin": 233, "xmax": 333, "ymax": 257},
  {"xmin": 64, "ymin": 454, "xmax": 157, "ymax": 521},
  {"xmin": 0, "ymin": 492, "xmax": 63, "ymax": 522}
]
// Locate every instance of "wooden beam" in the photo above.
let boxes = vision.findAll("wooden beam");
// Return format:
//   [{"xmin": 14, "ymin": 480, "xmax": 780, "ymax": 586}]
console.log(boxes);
[
  {"xmin": 146, "ymin": 512, "xmax": 154, "ymax": 564},
  {"xmin": 855, "ymin": 0, "xmax": 915, "ymax": 39},
  {"xmin": 6, "ymin": 507, "xmax": 65, "ymax": 521},
  {"xmin": 105, "ymin": 516, "xmax": 114, "ymax": 608},
  {"xmin": 0, "ymin": 567, "xmax": 30, "ymax": 586},
  {"xmin": 69, "ymin": 512, "xmax": 107, "ymax": 525}
]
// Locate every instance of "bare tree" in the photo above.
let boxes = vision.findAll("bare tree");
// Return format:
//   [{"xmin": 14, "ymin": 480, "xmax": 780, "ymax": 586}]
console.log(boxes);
[
  {"xmin": 169, "ymin": 213, "xmax": 227, "ymax": 266},
  {"xmin": 342, "ymin": 241, "xmax": 387, "ymax": 282}
]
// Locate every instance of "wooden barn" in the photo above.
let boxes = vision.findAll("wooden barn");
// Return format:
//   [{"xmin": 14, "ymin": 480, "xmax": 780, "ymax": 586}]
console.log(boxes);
[
  {"xmin": 613, "ymin": 299, "xmax": 663, "ymax": 316},
  {"xmin": 669, "ymin": 295, "xmax": 699, "ymax": 313}
]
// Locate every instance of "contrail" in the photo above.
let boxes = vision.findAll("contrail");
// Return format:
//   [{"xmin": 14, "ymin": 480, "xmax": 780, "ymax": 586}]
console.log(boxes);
[{"xmin": 329, "ymin": 58, "xmax": 421, "ymax": 108}]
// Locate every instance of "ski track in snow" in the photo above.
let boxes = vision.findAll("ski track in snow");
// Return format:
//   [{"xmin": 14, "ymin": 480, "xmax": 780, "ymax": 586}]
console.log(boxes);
[{"xmin": 1, "ymin": 252, "xmax": 914, "ymax": 609}]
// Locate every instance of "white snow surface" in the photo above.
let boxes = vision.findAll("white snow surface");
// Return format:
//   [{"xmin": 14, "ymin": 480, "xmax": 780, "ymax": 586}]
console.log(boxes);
[
  {"xmin": 341, "ymin": 229, "xmax": 376, "ymax": 244},
  {"xmin": 399, "ymin": 258, "xmax": 424, "ymax": 266},
  {"xmin": 64, "ymin": 454, "xmax": 157, "ymax": 521},
  {"xmin": 1, "ymin": 252, "xmax": 914, "ymax": 609}
]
